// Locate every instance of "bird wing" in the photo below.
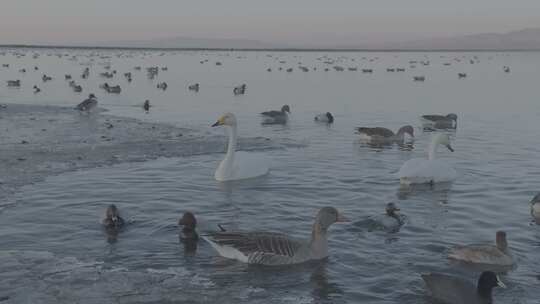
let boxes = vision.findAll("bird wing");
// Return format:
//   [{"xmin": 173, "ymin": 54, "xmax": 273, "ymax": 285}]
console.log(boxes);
[
  {"xmin": 260, "ymin": 110, "xmax": 283, "ymax": 117},
  {"xmin": 203, "ymin": 231, "xmax": 304, "ymax": 264},
  {"xmin": 421, "ymin": 115, "xmax": 446, "ymax": 121},
  {"xmin": 356, "ymin": 127, "xmax": 394, "ymax": 138}
]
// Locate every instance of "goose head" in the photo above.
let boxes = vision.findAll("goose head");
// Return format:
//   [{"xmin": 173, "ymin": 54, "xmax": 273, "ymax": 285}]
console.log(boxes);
[
  {"xmin": 495, "ymin": 231, "xmax": 508, "ymax": 251},
  {"xmin": 433, "ymin": 133, "xmax": 454, "ymax": 152},
  {"xmin": 397, "ymin": 125, "xmax": 414, "ymax": 138},
  {"xmin": 212, "ymin": 112, "xmax": 237, "ymax": 127},
  {"xmin": 281, "ymin": 105, "xmax": 291, "ymax": 114},
  {"xmin": 315, "ymin": 207, "xmax": 349, "ymax": 231}
]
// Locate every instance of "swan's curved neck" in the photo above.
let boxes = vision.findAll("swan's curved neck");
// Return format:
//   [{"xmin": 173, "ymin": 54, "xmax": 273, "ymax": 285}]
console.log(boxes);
[
  {"xmin": 225, "ymin": 125, "xmax": 238, "ymax": 160},
  {"xmin": 428, "ymin": 141, "xmax": 438, "ymax": 161}
]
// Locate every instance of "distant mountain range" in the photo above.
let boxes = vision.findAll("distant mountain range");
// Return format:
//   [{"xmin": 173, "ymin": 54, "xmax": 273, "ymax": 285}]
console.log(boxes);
[{"xmin": 5, "ymin": 28, "xmax": 540, "ymax": 50}]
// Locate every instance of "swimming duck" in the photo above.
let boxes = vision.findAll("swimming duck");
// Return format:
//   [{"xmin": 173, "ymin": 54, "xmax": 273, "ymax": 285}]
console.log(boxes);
[
  {"xmin": 314, "ymin": 112, "xmax": 334, "ymax": 123},
  {"xmin": 448, "ymin": 231, "xmax": 514, "ymax": 266},
  {"xmin": 261, "ymin": 105, "xmax": 290, "ymax": 125},
  {"xmin": 233, "ymin": 84, "xmax": 246, "ymax": 95},
  {"xmin": 7, "ymin": 80, "xmax": 20, "ymax": 87},
  {"xmin": 203, "ymin": 207, "xmax": 348, "ymax": 265},
  {"xmin": 102, "ymin": 204, "xmax": 125, "ymax": 229},
  {"xmin": 422, "ymin": 271, "xmax": 505, "ymax": 304},
  {"xmin": 356, "ymin": 125, "xmax": 414, "ymax": 142},
  {"xmin": 106, "ymin": 85, "xmax": 121, "ymax": 93},
  {"xmin": 33, "ymin": 85, "xmax": 41, "ymax": 93},
  {"xmin": 212, "ymin": 113, "xmax": 269, "ymax": 181},
  {"xmin": 76, "ymin": 94, "xmax": 98, "ymax": 112},
  {"xmin": 531, "ymin": 193, "xmax": 540, "ymax": 222},
  {"xmin": 178, "ymin": 212, "xmax": 198, "ymax": 241},
  {"xmin": 398, "ymin": 133, "xmax": 457, "ymax": 185},
  {"xmin": 188, "ymin": 83, "xmax": 200, "ymax": 92},
  {"xmin": 421, "ymin": 113, "xmax": 458, "ymax": 130}
]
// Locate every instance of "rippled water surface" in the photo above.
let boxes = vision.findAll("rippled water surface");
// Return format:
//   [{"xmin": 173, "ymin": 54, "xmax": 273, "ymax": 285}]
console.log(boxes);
[{"xmin": 1, "ymin": 49, "xmax": 540, "ymax": 303}]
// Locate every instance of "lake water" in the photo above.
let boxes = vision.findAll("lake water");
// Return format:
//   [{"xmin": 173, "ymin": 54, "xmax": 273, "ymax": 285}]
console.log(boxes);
[{"xmin": 1, "ymin": 48, "xmax": 540, "ymax": 303}]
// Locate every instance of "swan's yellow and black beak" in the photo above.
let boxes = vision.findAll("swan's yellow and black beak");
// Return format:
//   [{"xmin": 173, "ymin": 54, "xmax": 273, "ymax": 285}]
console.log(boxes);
[
  {"xmin": 212, "ymin": 116, "xmax": 225, "ymax": 127},
  {"xmin": 446, "ymin": 144, "xmax": 454, "ymax": 152}
]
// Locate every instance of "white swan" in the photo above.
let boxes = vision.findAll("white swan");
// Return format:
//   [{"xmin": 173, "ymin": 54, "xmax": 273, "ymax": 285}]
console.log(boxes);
[
  {"xmin": 212, "ymin": 113, "xmax": 269, "ymax": 181},
  {"xmin": 398, "ymin": 133, "xmax": 457, "ymax": 185}
]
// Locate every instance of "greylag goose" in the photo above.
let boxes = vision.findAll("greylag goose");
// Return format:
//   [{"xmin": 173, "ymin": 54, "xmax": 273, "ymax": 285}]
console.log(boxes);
[
  {"xmin": 422, "ymin": 271, "xmax": 505, "ymax": 304},
  {"xmin": 233, "ymin": 84, "xmax": 246, "ymax": 95},
  {"xmin": 203, "ymin": 207, "xmax": 348, "ymax": 265},
  {"xmin": 448, "ymin": 231, "xmax": 514, "ymax": 266},
  {"xmin": 314, "ymin": 112, "xmax": 334, "ymax": 123},
  {"xmin": 421, "ymin": 113, "xmax": 458, "ymax": 130},
  {"xmin": 188, "ymin": 83, "xmax": 200, "ymax": 92},
  {"xmin": 356, "ymin": 125, "xmax": 414, "ymax": 142},
  {"xmin": 261, "ymin": 105, "xmax": 290, "ymax": 125}
]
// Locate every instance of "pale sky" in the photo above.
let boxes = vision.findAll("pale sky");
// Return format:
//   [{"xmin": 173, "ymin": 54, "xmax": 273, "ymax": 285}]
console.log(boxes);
[{"xmin": 1, "ymin": 0, "xmax": 539, "ymax": 45}]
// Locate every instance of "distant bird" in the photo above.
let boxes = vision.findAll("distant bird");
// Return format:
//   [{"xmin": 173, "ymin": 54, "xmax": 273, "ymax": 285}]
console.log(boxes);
[
  {"xmin": 421, "ymin": 113, "xmax": 458, "ymax": 130},
  {"xmin": 448, "ymin": 231, "xmax": 514, "ymax": 267},
  {"xmin": 413, "ymin": 76, "xmax": 425, "ymax": 81},
  {"xmin": 157, "ymin": 82, "xmax": 167, "ymax": 90},
  {"xmin": 65, "ymin": 74, "xmax": 72, "ymax": 80},
  {"xmin": 314, "ymin": 112, "xmax": 334, "ymax": 123},
  {"xmin": 188, "ymin": 83, "xmax": 200, "ymax": 92},
  {"xmin": 33, "ymin": 85, "xmax": 41, "ymax": 93},
  {"xmin": 102, "ymin": 204, "xmax": 125, "ymax": 229},
  {"xmin": 41, "ymin": 74, "xmax": 52, "ymax": 82},
  {"xmin": 356, "ymin": 125, "xmax": 414, "ymax": 142},
  {"xmin": 531, "ymin": 193, "xmax": 540, "ymax": 222},
  {"xmin": 458, "ymin": 73, "xmax": 467, "ymax": 79},
  {"xmin": 106, "ymin": 85, "xmax": 121, "ymax": 93},
  {"xmin": 233, "ymin": 84, "xmax": 246, "ymax": 95},
  {"xmin": 203, "ymin": 207, "xmax": 348, "ymax": 265},
  {"xmin": 503, "ymin": 66, "xmax": 510, "ymax": 73},
  {"xmin": 73, "ymin": 85, "xmax": 83, "ymax": 92},
  {"xmin": 261, "ymin": 104, "xmax": 290, "ymax": 124},
  {"xmin": 75, "ymin": 94, "xmax": 98, "ymax": 112},
  {"xmin": 143, "ymin": 100, "xmax": 150, "ymax": 112},
  {"xmin": 7, "ymin": 80, "xmax": 20, "ymax": 87},
  {"xmin": 422, "ymin": 271, "xmax": 506, "ymax": 304}
]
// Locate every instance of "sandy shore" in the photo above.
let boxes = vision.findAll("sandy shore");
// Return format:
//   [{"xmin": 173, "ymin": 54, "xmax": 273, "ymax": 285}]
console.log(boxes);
[{"xmin": 0, "ymin": 104, "xmax": 291, "ymax": 204}]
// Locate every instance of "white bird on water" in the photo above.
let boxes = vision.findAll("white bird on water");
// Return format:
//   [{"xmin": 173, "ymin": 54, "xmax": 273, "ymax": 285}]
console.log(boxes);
[
  {"xmin": 398, "ymin": 133, "xmax": 457, "ymax": 185},
  {"xmin": 211, "ymin": 113, "xmax": 269, "ymax": 181}
]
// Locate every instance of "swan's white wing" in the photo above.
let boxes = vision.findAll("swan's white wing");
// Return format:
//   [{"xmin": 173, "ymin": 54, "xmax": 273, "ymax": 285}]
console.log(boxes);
[
  {"xmin": 398, "ymin": 158, "xmax": 456, "ymax": 185},
  {"xmin": 215, "ymin": 151, "xmax": 269, "ymax": 181}
]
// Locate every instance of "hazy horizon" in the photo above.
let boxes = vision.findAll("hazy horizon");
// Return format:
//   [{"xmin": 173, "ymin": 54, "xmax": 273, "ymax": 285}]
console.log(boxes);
[{"xmin": 2, "ymin": 0, "xmax": 540, "ymax": 46}]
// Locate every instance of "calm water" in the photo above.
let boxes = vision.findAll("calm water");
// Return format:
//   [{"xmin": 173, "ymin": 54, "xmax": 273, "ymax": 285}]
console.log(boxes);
[{"xmin": 1, "ymin": 48, "xmax": 540, "ymax": 303}]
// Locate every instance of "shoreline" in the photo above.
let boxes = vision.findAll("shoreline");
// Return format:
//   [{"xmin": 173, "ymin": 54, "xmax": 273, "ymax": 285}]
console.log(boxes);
[
  {"xmin": 0, "ymin": 104, "xmax": 293, "ymax": 206},
  {"xmin": 1, "ymin": 44, "xmax": 540, "ymax": 52}
]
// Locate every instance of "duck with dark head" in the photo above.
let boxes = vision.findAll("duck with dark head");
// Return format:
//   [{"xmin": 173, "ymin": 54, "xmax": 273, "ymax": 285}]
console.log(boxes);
[
  {"xmin": 102, "ymin": 204, "xmax": 125, "ymax": 243},
  {"xmin": 178, "ymin": 212, "xmax": 198, "ymax": 253}
]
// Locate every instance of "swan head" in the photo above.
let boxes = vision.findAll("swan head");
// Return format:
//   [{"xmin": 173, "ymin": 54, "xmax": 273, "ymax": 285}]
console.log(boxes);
[
  {"xmin": 212, "ymin": 112, "xmax": 237, "ymax": 127},
  {"xmin": 281, "ymin": 105, "xmax": 291, "ymax": 113},
  {"xmin": 385, "ymin": 202, "xmax": 400, "ymax": 216},
  {"xmin": 315, "ymin": 207, "xmax": 349, "ymax": 230},
  {"xmin": 433, "ymin": 133, "xmax": 454, "ymax": 152}
]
